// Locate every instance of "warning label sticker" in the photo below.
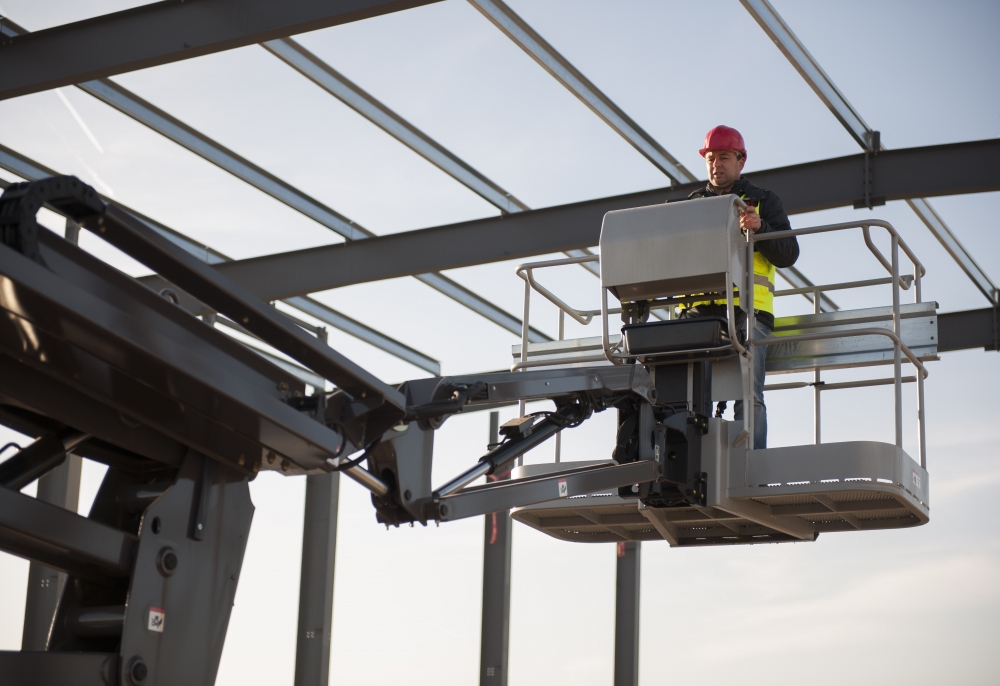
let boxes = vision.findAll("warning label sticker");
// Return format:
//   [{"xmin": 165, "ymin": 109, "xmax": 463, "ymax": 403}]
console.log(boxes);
[
  {"xmin": 558, "ymin": 479, "xmax": 568, "ymax": 498},
  {"xmin": 148, "ymin": 606, "xmax": 165, "ymax": 633}
]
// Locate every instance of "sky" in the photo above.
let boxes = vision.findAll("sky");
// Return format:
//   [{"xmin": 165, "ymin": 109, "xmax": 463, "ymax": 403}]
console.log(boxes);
[{"xmin": 0, "ymin": 1, "xmax": 999, "ymax": 684}]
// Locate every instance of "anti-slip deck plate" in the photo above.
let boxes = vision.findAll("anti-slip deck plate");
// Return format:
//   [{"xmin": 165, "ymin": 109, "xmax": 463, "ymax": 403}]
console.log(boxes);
[{"xmin": 510, "ymin": 442, "xmax": 930, "ymax": 547}]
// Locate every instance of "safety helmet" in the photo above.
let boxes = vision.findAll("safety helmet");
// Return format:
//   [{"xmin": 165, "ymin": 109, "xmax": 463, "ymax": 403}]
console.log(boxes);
[{"xmin": 699, "ymin": 125, "xmax": 747, "ymax": 161}]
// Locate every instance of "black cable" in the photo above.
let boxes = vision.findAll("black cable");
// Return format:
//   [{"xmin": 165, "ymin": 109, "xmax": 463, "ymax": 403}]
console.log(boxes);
[
  {"xmin": 0, "ymin": 442, "xmax": 21, "ymax": 457},
  {"xmin": 328, "ymin": 438, "xmax": 380, "ymax": 472}
]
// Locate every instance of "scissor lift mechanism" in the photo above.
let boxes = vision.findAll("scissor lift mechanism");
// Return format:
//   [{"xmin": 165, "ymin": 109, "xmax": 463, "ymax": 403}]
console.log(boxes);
[{"xmin": 0, "ymin": 178, "xmax": 931, "ymax": 684}]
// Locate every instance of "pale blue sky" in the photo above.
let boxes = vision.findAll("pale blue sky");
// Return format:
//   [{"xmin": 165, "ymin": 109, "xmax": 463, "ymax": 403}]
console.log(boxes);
[{"xmin": 1, "ymin": 1, "xmax": 998, "ymax": 684}]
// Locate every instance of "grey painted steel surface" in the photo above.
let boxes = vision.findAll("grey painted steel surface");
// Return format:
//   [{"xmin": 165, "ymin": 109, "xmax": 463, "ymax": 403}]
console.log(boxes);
[
  {"xmin": 614, "ymin": 541, "xmax": 640, "ymax": 686},
  {"xmin": 511, "ymin": 433, "xmax": 929, "ymax": 545},
  {"xmin": 0, "ymin": 211, "xmax": 351, "ymax": 473},
  {"xmin": 0, "ymin": 485, "xmax": 136, "ymax": 580},
  {"xmin": 439, "ymin": 460, "xmax": 661, "ymax": 521},
  {"xmin": 937, "ymin": 307, "xmax": 1000, "ymax": 352},
  {"xmin": 467, "ymin": 0, "xmax": 694, "ymax": 185},
  {"xmin": 0, "ymin": 141, "xmax": 441, "ymax": 374},
  {"xmin": 479, "ymin": 412, "xmax": 511, "ymax": 686},
  {"xmin": 93, "ymin": 201, "xmax": 406, "ymax": 413},
  {"xmin": 294, "ymin": 472, "xmax": 340, "ymax": 686},
  {"xmin": 21, "ymin": 454, "xmax": 83, "ymax": 650},
  {"xmin": 0, "ymin": 0, "xmax": 441, "ymax": 100},
  {"xmin": 198, "ymin": 139, "xmax": 1000, "ymax": 301},
  {"xmin": 742, "ymin": 0, "xmax": 998, "ymax": 305},
  {"xmin": 599, "ymin": 195, "xmax": 744, "ymax": 301},
  {"xmin": 115, "ymin": 452, "xmax": 255, "ymax": 686},
  {"xmin": 0, "ymin": 651, "xmax": 118, "ymax": 685}
]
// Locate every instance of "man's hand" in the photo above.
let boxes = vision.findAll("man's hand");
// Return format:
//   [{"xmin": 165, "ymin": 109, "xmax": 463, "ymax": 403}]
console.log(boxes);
[{"xmin": 740, "ymin": 203, "xmax": 762, "ymax": 233}]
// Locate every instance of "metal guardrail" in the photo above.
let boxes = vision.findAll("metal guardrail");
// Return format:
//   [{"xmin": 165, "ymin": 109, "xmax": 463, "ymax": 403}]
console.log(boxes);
[{"xmin": 509, "ymin": 214, "xmax": 930, "ymax": 467}]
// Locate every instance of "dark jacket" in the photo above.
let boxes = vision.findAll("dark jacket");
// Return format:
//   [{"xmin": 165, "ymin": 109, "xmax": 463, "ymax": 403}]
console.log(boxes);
[
  {"xmin": 685, "ymin": 176, "xmax": 799, "ymax": 268},
  {"xmin": 673, "ymin": 177, "xmax": 799, "ymax": 329}
]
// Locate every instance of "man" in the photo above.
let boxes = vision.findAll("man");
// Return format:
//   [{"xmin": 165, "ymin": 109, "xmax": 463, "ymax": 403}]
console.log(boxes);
[{"xmin": 678, "ymin": 125, "xmax": 799, "ymax": 449}]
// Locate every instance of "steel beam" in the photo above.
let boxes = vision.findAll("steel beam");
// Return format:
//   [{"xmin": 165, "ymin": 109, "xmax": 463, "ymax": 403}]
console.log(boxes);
[
  {"xmin": 293, "ymin": 472, "xmax": 340, "ymax": 686},
  {"xmin": 906, "ymin": 198, "xmax": 998, "ymax": 304},
  {"xmin": 263, "ymin": 37, "xmax": 529, "ymax": 215},
  {"xmin": 479, "ymin": 412, "xmax": 511, "ymax": 686},
  {"xmin": 742, "ymin": 0, "xmax": 998, "ymax": 305},
  {"xmin": 0, "ymin": 0, "xmax": 441, "ymax": 100},
  {"xmin": 180, "ymin": 139, "xmax": 1000, "ymax": 302},
  {"xmin": 937, "ymin": 307, "xmax": 1000, "ymax": 352},
  {"xmin": 467, "ymin": 0, "xmax": 694, "ymax": 185},
  {"xmin": 0, "ymin": 18, "xmax": 547, "ymax": 342},
  {"xmin": 261, "ymin": 37, "xmax": 601, "ymax": 279},
  {"xmin": 74, "ymin": 77, "xmax": 546, "ymax": 341},
  {"xmin": 614, "ymin": 541, "xmax": 640, "ymax": 686},
  {"xmin": 0, "ymin": 142, "xmax": 441, "ymax": 374}
]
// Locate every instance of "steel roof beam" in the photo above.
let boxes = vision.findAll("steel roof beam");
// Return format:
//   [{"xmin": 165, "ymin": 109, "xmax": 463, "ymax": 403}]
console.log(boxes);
[
  {"xmin": 466, "ymin": 0, "xmax": 826, "ymax": 309},
  {"xmin": 742, "ymin": 0, "xmax": 998, "ymax": 305},
  {"xmin": 263, "ymin": 37, "xmax": 529, "ymax": 216},
  {"xmin": 0, "ymin": 19, "xmax": 546, "ymax": 343},
  {"xmin": 0, "ymin": 144, "xmax": 441, "ymax": 375},
  {"xmin": 467, "ymin": 0, "xmax": 695, "ymax": 185},
  {"xmin": 261, "ymin": 36, "xmax": 601, "ymax": 278},
  {"xmin": 148, "ymin": 139, "xmax": 1000, "ymax": 304},
  {"xmin": 77, "ymin": 78, "xmax": 547, "ymax": 342},
  {"xmin": 0, "ymin": 0, "xmax": 441, "ymax": 101}
]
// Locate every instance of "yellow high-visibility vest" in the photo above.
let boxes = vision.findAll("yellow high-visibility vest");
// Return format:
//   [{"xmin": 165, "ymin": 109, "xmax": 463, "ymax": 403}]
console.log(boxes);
[{"xmin": 688, "ymin": 194, "xmax": 776, "ymax": 314}]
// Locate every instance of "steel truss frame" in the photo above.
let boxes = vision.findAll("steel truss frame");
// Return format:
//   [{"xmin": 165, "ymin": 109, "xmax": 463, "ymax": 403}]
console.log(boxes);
[{"xmin": 0, "ymin": 4, "xmax": 996, "ymax": 686}]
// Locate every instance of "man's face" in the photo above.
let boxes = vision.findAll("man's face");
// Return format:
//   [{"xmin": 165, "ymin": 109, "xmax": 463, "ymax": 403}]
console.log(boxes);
[{"xmin": 704, "ymin": 149, "xmax": 745, "ymax": 189}]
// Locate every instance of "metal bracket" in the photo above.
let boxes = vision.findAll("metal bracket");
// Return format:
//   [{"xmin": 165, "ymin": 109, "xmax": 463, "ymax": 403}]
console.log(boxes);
[{"xmin": 854, "ymin": 131, "xmax": 886, "ymax": 210}]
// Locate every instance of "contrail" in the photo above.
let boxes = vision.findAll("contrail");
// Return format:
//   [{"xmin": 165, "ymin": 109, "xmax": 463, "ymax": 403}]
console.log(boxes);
[{"xmin": 56, "ymin": 88, "xmax": 105, "ymax": 154}]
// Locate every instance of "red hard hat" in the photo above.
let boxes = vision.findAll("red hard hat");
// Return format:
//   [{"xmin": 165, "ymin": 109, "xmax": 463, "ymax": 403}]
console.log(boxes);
[{"xmin": 699, "ymin": 125, "xmax": 747, "ymax": 161}]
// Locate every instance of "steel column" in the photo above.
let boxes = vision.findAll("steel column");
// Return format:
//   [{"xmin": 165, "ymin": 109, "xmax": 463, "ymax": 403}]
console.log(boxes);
[
  {"xmin": 20, "ymin": 454, "xmax": 83, "ymax": 650},
  {"xmin": 742, "ymin": 0, "xmax": 999, "ymax": 306},
  {"xmin": 614, "ymin": 541, "xmax": 640, "ymax": 686},
  {"xmin": 479, "ymin": 412, "xmax": 511, "ymax": 686},
  {"xmin": 293, "ymin": 472, "xmax": 341, "ymax": 686},
  {"xmin": 21, "ymin": 218, "xmax": 86, "ymax": 650}
]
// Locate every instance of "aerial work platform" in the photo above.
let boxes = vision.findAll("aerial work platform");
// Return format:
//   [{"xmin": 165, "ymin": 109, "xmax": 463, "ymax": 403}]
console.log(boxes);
[
  {"xmin": 508, "ymin": 194, "xmax": 932, "ymax": 546},
  {"xmin": 0, "ymin": 178, "xmax": 936, "ymax": 685}
]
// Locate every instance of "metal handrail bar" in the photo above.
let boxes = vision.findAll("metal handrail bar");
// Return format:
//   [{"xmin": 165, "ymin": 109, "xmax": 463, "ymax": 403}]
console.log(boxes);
[
  {"xmin": 773, "ymin": 276, "xmax": 909, "ymax": 298},
  {"xmin": 511, "ymin": 353, "xmax": 610, "ymax": 372},
  {"xmin": 764, "ymin": 376, "xmax": 917, "ymax": 392},
  {"xmin": 516, "ymin": 255, "xmax": 601, "ymax": 326},
  {"xmin": 752, "ymin": 219, "xmax": 925, "ymax": 295}
]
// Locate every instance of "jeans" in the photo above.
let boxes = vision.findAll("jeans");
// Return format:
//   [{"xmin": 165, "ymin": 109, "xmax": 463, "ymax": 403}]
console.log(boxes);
[{"xmin": 733, "ymin": 319, "xmax": 772, "ymax": 449}]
